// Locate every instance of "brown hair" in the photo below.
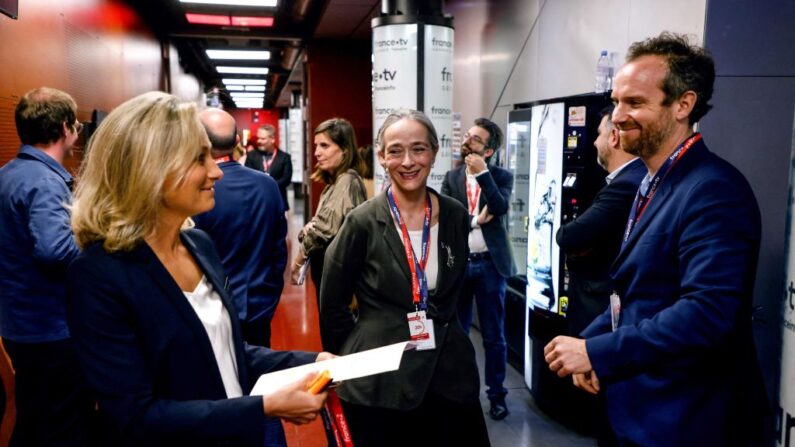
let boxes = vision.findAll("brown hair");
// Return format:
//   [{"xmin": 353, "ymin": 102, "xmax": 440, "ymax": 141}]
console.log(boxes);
[{"xmin": 310, "ymin": 117, "xmax": 366, "ymax": 184}]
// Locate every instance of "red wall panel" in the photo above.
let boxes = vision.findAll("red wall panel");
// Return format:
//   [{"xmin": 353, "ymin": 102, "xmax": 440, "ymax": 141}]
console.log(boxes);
[{"xmin": 229, "ymin": 108, "xmax": 281, "ymax": 148}]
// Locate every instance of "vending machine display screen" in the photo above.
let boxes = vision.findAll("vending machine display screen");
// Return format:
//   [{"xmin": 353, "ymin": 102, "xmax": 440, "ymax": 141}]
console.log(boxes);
[{"xmin": 526, "ymin": 103, "xmax": 565, "ymax": 313}]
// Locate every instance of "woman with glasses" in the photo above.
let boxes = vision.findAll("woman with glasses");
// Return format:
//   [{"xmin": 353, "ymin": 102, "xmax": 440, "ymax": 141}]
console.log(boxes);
[
  {"xmin": 67, "ymin": 92, "xmax": 329, "ymax": 446},
  {"xmin": 289, "ymin": 118, "xmax": 367, "ymax": 307},
  {"xmin": 319, "ymin": 109, "xmax": 490, "ymax": 446}
]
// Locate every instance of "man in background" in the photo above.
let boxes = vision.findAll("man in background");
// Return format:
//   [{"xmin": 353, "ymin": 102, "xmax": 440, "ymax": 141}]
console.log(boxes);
[
  {"xmin": 0, "ymin": 87, "xmax": 94, "ymax": 446},
  {"xmin": 245, "ymin": 124, "xmax": 293, "ymax": 211},
  {"xmin": 544, "ymin": 33, "xmax": 766, "ymax": 446},
  {"xmin": 441, "ymin": 118, "xmax": 516, "ymax": 420},
  {"xmin": 555, "ymin": 104, "xmax": 644, "ymax": 446},
  {"xmin": 194, "ymin": 108, "xmax": 289, "ymax": 447}
]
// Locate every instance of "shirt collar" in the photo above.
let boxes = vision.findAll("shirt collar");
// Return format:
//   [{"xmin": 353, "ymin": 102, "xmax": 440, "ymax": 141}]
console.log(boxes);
[
  {"xmin": 18, "ymin": 145, "xmax": 73, "ymax": 185},
  {"xmin": 605, "ymin": 158, "xmax": 638, "ymax": 185}
]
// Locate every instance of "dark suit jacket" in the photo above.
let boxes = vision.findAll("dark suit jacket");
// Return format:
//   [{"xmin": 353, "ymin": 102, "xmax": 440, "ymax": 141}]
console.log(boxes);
[
  {"xmin": 193, "ymin": 161, "xmax": 287, "ymax": 323},
  {"xmin": 556, "ymin": 158, "xmax": 645, "ymax": 335},
  {"xmin": 582, "ymin": 138, "xmax": 765, "ymax": 446},
  {"xmin": 245, "ymin": 148, "xmax": 293, "ymax": 210},
  {"xmin": 441, "ymin": 164, "xmax": 517, "ymax": 278},
  {"xmin": 319, "ymin": 191, "xmax": 481, "ymax": 410},
  {"xmin": 66, "ymin": 229, "xmax": 316, "ymax": 447}
]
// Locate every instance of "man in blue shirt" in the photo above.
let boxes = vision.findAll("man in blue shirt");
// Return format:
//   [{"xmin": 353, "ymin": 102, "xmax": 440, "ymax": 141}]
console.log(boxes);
[{"xmin": 0, "ymin": 87, "xmax": 93, "ymax": 446}]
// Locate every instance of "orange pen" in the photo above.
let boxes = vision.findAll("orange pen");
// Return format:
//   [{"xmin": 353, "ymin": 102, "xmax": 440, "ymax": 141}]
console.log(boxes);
[{"xmin": 307, "ymin": 370, "xmax": 331, "ymax": 394}]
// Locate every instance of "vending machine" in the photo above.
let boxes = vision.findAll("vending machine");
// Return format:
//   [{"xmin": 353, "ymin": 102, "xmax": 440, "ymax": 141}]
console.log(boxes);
[{"xmin": 511, "ymin": 93, "xmax": 611, "ymax": 430}]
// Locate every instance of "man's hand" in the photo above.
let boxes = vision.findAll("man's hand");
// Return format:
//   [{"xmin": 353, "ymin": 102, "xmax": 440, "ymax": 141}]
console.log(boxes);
[
  {"xmin": 477, "ymin": 205, "xmax": 494, "ymax": 226},
  {"xmin": 262, "ymin": 372, "xmax": 328, "ymax": 425},
  {"xmin": 465, "ymin": 153, "xmax": 487, "ymax": 175},
  {"xmin": 543, "ymin": 336, "xmax": 592, "ymax": 377},
  {"xmin": 573, "ymin": 370, "xmax": 600, "ymax": 395}
]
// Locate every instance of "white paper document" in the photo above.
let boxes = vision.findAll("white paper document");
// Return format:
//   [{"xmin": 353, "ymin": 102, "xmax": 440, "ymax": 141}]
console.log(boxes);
[
  {"xmin": 296, "ymin": 260, "xmax": 310, "ymax": 285},
  {"xmin": 250, "ymin": 341, "xmax": 415, "ymax": 396}
]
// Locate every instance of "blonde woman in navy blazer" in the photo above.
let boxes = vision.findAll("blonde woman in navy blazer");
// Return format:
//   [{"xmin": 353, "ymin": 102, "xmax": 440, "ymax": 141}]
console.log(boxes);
[{"xmin": 67, "ymin": 92, "xmax": 329, "ymax": 447}]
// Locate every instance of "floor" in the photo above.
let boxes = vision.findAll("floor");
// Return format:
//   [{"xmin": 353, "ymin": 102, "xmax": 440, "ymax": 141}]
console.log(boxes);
[{"xmin": 269, "ymin": 194, "xmax": 596, "ymax": 446}]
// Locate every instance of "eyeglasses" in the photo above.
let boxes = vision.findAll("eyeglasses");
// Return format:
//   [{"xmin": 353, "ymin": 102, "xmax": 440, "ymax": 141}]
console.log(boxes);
[
  {"xmin": 385, "ymin": 146, "xmax": 432, "ymax": 160},
  {"xmin": 73, "ymin": 121, "xmax": 84, "ymax": 134},
  {"xmin": 463, "ymin": 132, "xmax": 486, "ymax": 146}
]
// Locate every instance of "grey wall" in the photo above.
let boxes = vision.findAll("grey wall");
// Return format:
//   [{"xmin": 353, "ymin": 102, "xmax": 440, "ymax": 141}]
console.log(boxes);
[
  {"xmin": 448, "ymin": 0, "xmax": 706, "ymax": 135},
  {"xmin": 700, "ymin": 0, "xmax": 795, "ymax": 431}
]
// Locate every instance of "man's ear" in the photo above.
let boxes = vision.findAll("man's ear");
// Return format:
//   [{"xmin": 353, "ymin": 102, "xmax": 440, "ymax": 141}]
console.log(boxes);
[
  {"xmin": 608, "ymin": 127, "xmax": 620, "ymax": 150},
  {"xmin": 674, "ymin": 91, "xmax": 697, "ymax": 122},
  {"xmin": 484, "ymin": 148, "xmax": 495, "ymax": 159}
]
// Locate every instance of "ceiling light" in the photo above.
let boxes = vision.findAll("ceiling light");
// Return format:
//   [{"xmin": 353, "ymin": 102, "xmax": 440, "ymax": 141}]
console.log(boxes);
[
  {"xmin": 207, "ymin": 50, "xmax": 270, "ymax": 60},
  {"xmin": 222, "ymin": 78, "xmax": 267, "ymax": 85},
  {"xmin": 231, "ymin": 16, "xmax": 274, "ymax": 27},
  {"xmin": 186, "ymin": 13, "xmax": 230, "ymax": 26},
  {"xmin": 234, "ymin": 101, "xmax": 264, "ymax": 107},
  {"xmin": 217, "ymin": 66, "xmax": 269, "ymax": 75},
  {"xmin": 180, "ymin": 0, "xmax": 277, "ymax": 6},
  {"xmin": 225, "ymin": 85, "xmax": 245, "ymax": 91},
  {"xmin": 231, "ymin": 93, "xmax": 265, "ymax": 99},
  {"xmin": 245, "ymin": 85, "xmax": 266, "ymax": 92}
]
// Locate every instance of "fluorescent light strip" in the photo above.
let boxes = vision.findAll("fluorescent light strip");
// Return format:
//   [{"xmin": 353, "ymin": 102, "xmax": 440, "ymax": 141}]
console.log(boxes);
[
  {"xmin": 207, "ymin": 50, "xmax": 270, "ymax": 60},
  {"xmin": 231, "ymin": 94, "xmax": 265, "ymax": 99},
  {"xmin": 245, "ymin": 85, "xmax": 266, "ymax": 92},
  {"xmin": 234, "ymin": 102, "xmax": 263, "ymax": 107},
  {"xmin": 180, "ymin": 0, "xmax": 277, "ymax": 7},
  {"xmin": 225, "ymin": 85, "xmax": 245, "ymax": 91},
  {"xmin": 217, "ymin": 66, "xmax": 269, "ymax": 75},
  {"xmin": 222, "ymin": 78, "xmax": 267, "ymax": 85}
]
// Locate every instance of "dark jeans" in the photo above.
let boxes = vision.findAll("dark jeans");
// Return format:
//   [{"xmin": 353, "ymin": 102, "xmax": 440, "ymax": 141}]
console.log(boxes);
[
  {"xmin": 242, "ymin": 314, "xmax": 273, "ymax": 348},
  {"xmin": 341, "ymin": 393, "xmax": 491, "ymax": 446},
  {"xmin": 458, "ymin": 256, "xmax": 508, "ymax": 403},
  {"xmin": 3, "ymin": 338, "xmax": 94, "ymax": 447}
]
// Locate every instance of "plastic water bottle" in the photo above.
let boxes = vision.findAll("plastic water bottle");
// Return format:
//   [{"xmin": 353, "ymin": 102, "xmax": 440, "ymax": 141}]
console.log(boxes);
[{"xmin": 595, "ymin": 50, "xmax": 612, "ymax": 93}]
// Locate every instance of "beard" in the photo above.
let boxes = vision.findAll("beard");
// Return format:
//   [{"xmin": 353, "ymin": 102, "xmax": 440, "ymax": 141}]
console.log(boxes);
[{"xmin": 620, "ymin": 111, "xmax": 677, "ymax": 159}]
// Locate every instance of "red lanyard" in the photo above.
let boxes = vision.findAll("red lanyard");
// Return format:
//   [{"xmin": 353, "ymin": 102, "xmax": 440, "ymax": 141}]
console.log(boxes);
[
  {"xmin": 466, "ymin": 178, "xmax": 480, "ymax": 215},
  {"xmin": 623, "ymin": 133, "xmax": 701, "ymax": 243},
  {"xmin": 214, "ymin": 155, "xmax": 233, "ymax": 164},
  {"xmin": 386, "ymin": 188, "xmax": 431, "ymax": 310},
  {"xmin": 262, "ymin": 148, "xmax": 278, "ymax": 171}
]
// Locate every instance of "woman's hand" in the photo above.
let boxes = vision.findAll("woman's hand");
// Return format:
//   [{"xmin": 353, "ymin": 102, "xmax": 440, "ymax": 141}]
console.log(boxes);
[
  {"xmin": 290, "ymin": 256, "xmax": 306, "ymax": 286},
  {"xmin": 262, "ymin": 372, "xmax": 328, "ymax": 425}
]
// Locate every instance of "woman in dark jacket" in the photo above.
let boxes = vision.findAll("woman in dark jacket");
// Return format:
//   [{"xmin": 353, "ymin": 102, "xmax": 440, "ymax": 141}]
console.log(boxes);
[
  {"xmin": 67, "ymin": 92, "xmax": 328, "ymax": 446},
  {"xmin": 319, "ymin": 109, "xmax": 491, "ymax": 446}
]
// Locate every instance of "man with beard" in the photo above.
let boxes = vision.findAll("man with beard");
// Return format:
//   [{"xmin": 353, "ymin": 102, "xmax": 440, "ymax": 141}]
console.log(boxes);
[
  {"xmin": 245, "ymin": 124, "xmax": 293, "ymax": 211},
  {"xmin": 555, "ymin": 104, "xmax": 644, "ymax": 446},
  {"xmin": 0, "ymin": 87, "xmax": 94, "ymax": 446},
  {"xmin": 441, "ymin": 118, "xmax": 516, "ymax": 420},
  {"xmin": 543, "ymin": 33, "xmax": 766, "ymax": 446}
]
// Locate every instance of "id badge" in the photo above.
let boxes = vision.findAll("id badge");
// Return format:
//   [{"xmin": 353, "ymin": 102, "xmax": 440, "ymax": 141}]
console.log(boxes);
[
  {"xmin": 610, "ymin": 292, "xmax": 621, "ymax": 332},
  {"xmin": 407, "ymin": 310, "xmax": 436, "ymax": 351}
]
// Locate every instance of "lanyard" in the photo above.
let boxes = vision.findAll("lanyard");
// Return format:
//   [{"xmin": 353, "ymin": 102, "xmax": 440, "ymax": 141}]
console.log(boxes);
[
  {"xmin": 623, "ymin": 133, "xmax": 702, "ymax": 243},
  {"xmin": 214, "ymin": 155, "xmax": 233, "ymax": 164},
  {"xmin": 386, "ymin": 187, "xmax": 432, "ymax": 311},
  {"xmin": 466, "ymin": 177, "xmax": 480, "ymax": 215},
  {"xmin": 262, "ymin": 148, "xmax": 278, "ymax": 171}
]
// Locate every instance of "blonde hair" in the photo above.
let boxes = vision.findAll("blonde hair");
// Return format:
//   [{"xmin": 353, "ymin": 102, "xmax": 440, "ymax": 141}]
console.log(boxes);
[{"xmin": 71, "ymin": 91, "xmax": 209, "ymax": 252}]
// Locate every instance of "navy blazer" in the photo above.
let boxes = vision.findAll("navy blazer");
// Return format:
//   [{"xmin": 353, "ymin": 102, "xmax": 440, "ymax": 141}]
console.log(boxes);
[
  {"xmin": 193, "ymin": 161, "xmax": 287, "ymax": 322},
  {"xmin": 441, "ymin": 163, "xmax": 517, "ymax": 278},
  {"xmin": 556, "ymin": 158, "xmax": 645, "ymax": 335},
  {"xmin": 245, "ymin": 148, "xmax": 292, "ymax": 210},
  {"xmin": 582, "ymin": 138, "xmax": 765, "ymax": 446},
  {"xmin": 66, "ymin": 229, "xmax": 316, "ymax": 447}
]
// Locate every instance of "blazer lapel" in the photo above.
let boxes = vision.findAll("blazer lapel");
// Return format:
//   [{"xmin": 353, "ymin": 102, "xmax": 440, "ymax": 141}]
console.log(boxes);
[
  {"xmin": 181, "ymin": 232, "xmax": 249, "ymax": 387},
  {"xmin": 376, "ymin": 194, "xmax": 413, "ymax": 281}
]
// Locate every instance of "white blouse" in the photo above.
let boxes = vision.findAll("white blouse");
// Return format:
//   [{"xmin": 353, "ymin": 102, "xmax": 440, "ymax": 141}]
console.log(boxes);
[
  {"xmin": 183, "ymin": 276, "xmax": 243, "ymax": 398},
  {"xmin": 406, "ymin": 223, "xmax": 439, "ymax": 291}
]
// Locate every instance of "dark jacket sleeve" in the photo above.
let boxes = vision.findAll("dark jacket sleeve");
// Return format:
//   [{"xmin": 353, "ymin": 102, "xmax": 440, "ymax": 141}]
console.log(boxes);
[
  {"xmin": 318, "ymin": 210, "xmax": 366, "ymax": 354},
  {"xmin": 476, "ymin": 167, "xmax": 512, "ymax": 217},
  {"xmin": 274, "ymin": 152, "xmax": 293, "ymax": 189}
]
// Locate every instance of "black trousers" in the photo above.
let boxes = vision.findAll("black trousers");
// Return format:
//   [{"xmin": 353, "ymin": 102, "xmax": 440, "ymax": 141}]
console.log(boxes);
[
  {"xmin": 4, "ymin": 338, "xmax": 94, "ymax": 447},
  {"xmin": 341, "ymin": 392, "xmax": 491, "ymax": 447},
  {"xmin": 241, "ymin": 315, "xmax": 273, "ymax": 348}
]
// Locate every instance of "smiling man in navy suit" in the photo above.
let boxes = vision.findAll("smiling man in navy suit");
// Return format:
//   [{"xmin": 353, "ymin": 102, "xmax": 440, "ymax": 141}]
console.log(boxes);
[{"xmin": 544, "ymin": 33, "xmax": 766, "ymax": 446}]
